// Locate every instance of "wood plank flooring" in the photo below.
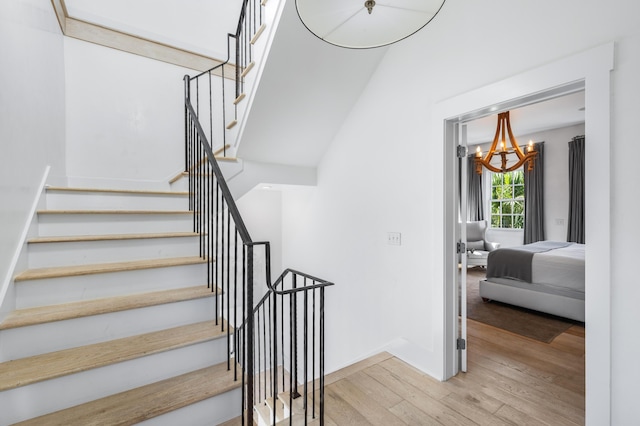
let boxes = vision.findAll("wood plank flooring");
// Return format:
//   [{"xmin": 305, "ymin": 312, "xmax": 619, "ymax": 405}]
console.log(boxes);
[
  {"xmin": 221, "ymin": 320, "xmax": 584, "ymax": 425},
  {"xmin": 319, "ymin": 320, "xmax": 584, "ymax": 426}
]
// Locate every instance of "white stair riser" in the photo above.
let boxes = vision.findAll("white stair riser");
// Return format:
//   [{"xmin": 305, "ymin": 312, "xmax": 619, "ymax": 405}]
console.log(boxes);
[
  {"xmin": 138, "ymin": 387, "xmax": 242, "ymax": 426},
  {"xmin": 257, "ymin": 402, "xmax": 284, "ymax": 426},
  {"xmin": 0, "ymin": 297, "xmax": 221, "ymax": 361},
  {"xmin": 0, "ymin": 340, "xmax": 231, "ymax": 425},
  {"xmin": 46, "ymin": 192, "xmax": 189, "ymax": 211},
  {"xmin": 15, "ymin": 263, "xmax": 208, "ymax": 309},
  {"xmin": 37, "ymin": 213, "xmax": 194, "ymax": 236},
  {"xmin": 28, "ymin": 236, "xmax": 201, "ymax": 268}
]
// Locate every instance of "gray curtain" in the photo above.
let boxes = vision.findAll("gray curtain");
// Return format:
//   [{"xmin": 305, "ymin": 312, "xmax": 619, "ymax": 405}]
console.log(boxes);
[
  {"xmin": 467, "ymin": 155, "xmax": 484, "ymax": 221},
  {"xmin": 567, "ymin": 136, "xmax": 585, "ymax": 243},
  {"xmin": 524, "ymin": 142, "xmax": 545, "ymax": 244}
]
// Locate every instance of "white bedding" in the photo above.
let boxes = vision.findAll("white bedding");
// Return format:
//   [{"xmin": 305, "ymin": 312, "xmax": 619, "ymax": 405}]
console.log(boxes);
[
  {"xmin": 532, "ymin": 243, "xmax": 585, "ymax": 293},
  {"xmin": 481, "ymin": 242, "xmax": 586, "ymax": 321}
]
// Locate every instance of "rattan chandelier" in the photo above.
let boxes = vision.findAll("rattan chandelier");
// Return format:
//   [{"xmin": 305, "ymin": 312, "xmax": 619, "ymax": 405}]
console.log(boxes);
[{"xmin": 474, "ymin": 111, "xmax": 537, "ymax": 174}]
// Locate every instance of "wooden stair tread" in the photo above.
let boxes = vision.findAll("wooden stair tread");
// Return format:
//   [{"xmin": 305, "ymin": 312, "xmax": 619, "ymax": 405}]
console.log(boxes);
[
  {"xmin": 46, "ymin": 187, "xmax": 189, "ymax": 196},
  {"xmin": 37, "ymin": 209, "xmax": 193, "ymax": 215},
  {"xmin": 213, "ymin": 144, "xmax": 231, "ymax": 156},
  {"xmin": 217, "ymin": 156, "xmax": 239, "ymax": 162},
  {"xmin": 250, "ymin": 24, "xmax": 266, "ymax": 45},
  {"xmin": 234, "ymin": 93, "xmax": 246, "ymax": 105},
  {"xmin": 14, "ymin": 361, "xmax": 241, "ymax": 425},
  {"xmin": 0, "ymin": 286, "xmax": 219, "ymax": 330},
  {"xmin": 14, "ymin": 256, "xmax": 208, "ymax": 282},
  {"xmin": 0, "ymin": 320, "xmax": 229, "ymax": 392},
  {"xmin": 241, "ymin": 61, "xmax": 255, "ymax": 79},
  {"xmin": 28, "ymin": 231, "xmax": 199, "ymax": 244},
  {"xmin": 168, "ymin": 147, "xmax": 237, "ymax": 184}
]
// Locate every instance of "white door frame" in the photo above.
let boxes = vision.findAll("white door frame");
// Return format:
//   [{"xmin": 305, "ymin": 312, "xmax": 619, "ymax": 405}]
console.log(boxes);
[
  {"xmin": 458, "ymin": 123, "xmax": 468, "ymax": 373},
  {"xmin": 437, "ymin": 43, "xmax": 613, "ymax": 425}
]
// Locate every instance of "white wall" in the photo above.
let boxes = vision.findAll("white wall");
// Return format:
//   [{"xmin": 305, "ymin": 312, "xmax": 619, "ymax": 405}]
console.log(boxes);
[
  {"xmin": 64, "ymin": 38, "xmax": 193, "ymax": 188},
  {"xmin": 0, "ymin": 0, "xmax": 66, "ymax": 309},
  {"xmin": 236, "ymin": 187, "xmax": 283, "ymax": 283},
  {"xmin": 478, "ymin": 123, "xmax": 586, "ymax": 247},
  {"xmin": 280, "ymin": 1, "xmax": 639, "ymax": 424}
]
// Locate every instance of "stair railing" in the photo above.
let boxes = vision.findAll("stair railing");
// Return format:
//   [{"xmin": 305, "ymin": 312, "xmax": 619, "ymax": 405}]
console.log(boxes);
[
  {"xmin": 186, "ymin": 0, "xmax": 265, "ymax": 158},
  {"xmin": 238, "ymin": 266, "xmax": 333, "ymax": 425},
  {"xmin": 185, "ymin": 70, "xmax": 333, "ymax": 425}
]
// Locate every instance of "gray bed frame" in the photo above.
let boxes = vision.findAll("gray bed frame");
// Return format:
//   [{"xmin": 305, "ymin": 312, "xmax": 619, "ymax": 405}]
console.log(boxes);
[{"xmin": 479, "ymin": 278, "xmax": 585, "ymax": 322}]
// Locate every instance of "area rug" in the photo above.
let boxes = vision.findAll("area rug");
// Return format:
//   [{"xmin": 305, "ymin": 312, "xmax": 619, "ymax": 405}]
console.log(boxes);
[{"xmin": 465, "ymin": 267, "xmax": 579, "ymax": 343}]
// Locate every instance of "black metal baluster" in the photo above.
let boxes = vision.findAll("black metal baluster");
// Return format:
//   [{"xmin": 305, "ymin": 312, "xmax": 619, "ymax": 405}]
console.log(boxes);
[
  {"xmin": 292, "ymin": 274, "xmax": 298, "ymax": 398},
  {"xmin": 226, "ymin": 208, "xmax": 231, "ymax": 332},
  {"xmin": 215, "ymin": 184, "xmax": 220, "ymax": 324},
  {"xmin": 183, "ymin": 77, "xmax": 190, "ymax": 203},
  {"xmin": 195, "ymin": 78, "xmax": 199, "ymax": 117},
  {"xmin": 320, "ymin": 287, "xmax": 325, "ymax": 426},
  {"xmin": 256, "ymin": 308, "xmax": 261, "ymax": 404},
  {"xmin": 241, "ymin": 244, "xmax": 247, "ymax": 425},
  {"xmin": 312, "ymin": 283, "xmax": 316, "ymax": 419},
  {"xmin": 197, "ymin": 135, "xmax": 202, "ymax": 246},
  {"xmin": 208, "ymin": 70, "xmax": 213, "ymax": 148},
  {"xmin": 303, "ymin": 278, "xmax": 308, "ymax": 422},
  {"xmin": 267, "ymin": 292, "xmax": 273, "ymax": 400},
  {"xmin": 233, "ymin": 229, "xmax": 238, "ymax": 376},
  {"xmin": 271, "ymin": 291, "xmax": 278, "ymax": 425},
  {"xmin": 247, "ymin": 244, "xmax": 254, "ymax": 425},
  {"xmin": 281, "ymin": 287, "xmax": 285, "ymax": 392}
]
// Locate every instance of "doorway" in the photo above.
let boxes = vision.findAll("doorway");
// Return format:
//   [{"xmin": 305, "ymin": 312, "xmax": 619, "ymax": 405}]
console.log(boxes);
[{"xmin": 437, "ymin": 43, "xmax": 613, "ymax": 424}]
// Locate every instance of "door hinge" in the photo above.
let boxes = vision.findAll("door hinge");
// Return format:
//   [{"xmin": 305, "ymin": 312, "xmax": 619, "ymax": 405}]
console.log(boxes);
[
  {"xmin": 456, "ymin": 145, "xmax": 467, "ymax": 158},
  {"xmin": 457, "ymin": 241, "xmax": 466, "ymax": 254},
  {"xmin": 457, "ymin": 338, "xmax": 466, "ymax": 350}
]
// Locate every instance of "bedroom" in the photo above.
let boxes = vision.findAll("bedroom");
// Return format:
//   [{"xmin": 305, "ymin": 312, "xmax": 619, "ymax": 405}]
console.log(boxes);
[
  {"xmin": 460, "ymin": 89, "xmax": 586, "ymax": 374},
  {"xmin": 465, "ymin": 89, "xmax": 586, "ymax": 317},
  {"xmin": 466, "ymin": 90, "xmax": 585, "ymax": 248}
]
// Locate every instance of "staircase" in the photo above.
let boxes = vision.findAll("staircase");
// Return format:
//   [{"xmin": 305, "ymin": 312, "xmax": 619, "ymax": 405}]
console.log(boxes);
[
  {"xmin": 0, "ymin": 186, "xmax": 244, "ymax": 425},
  {"xmin": 0, "ymin": 0, "xmax": 331, "ymax": 423}
]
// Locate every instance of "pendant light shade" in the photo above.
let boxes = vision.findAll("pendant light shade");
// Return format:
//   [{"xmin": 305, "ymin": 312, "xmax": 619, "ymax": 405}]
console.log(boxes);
[{"xmin": 295, "ymin": 0, "xmax": 446, "ymax": 49}]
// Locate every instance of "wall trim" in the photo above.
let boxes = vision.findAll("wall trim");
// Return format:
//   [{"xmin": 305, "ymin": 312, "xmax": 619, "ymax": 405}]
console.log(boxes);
[
  {"xmin": 50, "ymin": 0, "xmax": 236, "ymax": 76},
  {"xmin": 436, "ymin": 42, "xmax": 614, "ymax": 424}
]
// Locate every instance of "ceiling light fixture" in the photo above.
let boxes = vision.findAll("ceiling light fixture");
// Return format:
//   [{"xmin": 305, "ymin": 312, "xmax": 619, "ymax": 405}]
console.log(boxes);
[
  {"xmin": 295, "ymin": 0, "xmax": 447, "ymax": 49},
  {"xmin": 474, "ymin": 111, "xmax": 537, "ymax": 175}
]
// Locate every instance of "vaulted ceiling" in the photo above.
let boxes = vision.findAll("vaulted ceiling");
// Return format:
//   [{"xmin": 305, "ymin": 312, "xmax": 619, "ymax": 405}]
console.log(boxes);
[{"xmin": 52, "ymin": 0, "xmax": 585, "ymax": 167}]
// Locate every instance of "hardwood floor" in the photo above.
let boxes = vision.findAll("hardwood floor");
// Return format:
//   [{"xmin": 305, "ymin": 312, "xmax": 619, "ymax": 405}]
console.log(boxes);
[
  {"xmin": 319, "ymin": 320, "xmax": 585, "ymax": 425},
  {"xmin": 221, "ymin": 320, "xmax": 584, "ymax": 425}
]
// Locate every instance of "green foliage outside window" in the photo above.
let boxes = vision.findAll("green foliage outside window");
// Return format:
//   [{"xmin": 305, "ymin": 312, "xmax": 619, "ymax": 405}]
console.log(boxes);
[{"xmin": 490, "ymin": 171, "xmax": 525, "ymax": 229}]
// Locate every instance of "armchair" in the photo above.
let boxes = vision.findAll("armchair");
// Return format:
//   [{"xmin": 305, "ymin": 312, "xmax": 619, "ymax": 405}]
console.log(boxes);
[{"xmin": 466, "ymin": 220, "xmax": 500, "ymax": 267}]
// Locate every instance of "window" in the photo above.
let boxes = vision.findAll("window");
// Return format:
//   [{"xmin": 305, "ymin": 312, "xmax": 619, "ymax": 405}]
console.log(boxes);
[{"xmin": 490, "ymin": 170, "xmax": 524, "ymax": 229}]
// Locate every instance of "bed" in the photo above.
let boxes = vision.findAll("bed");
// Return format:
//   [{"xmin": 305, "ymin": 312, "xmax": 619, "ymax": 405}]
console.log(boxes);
[{"xmin": 479, "ymin": 241, "xmax": 585, "ymax": 322}]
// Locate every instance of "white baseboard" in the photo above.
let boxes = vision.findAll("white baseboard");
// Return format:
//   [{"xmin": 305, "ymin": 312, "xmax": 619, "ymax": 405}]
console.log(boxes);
[{"xmin": 382, "ymin": 337, "xmax": 443, "ymax": 381}]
